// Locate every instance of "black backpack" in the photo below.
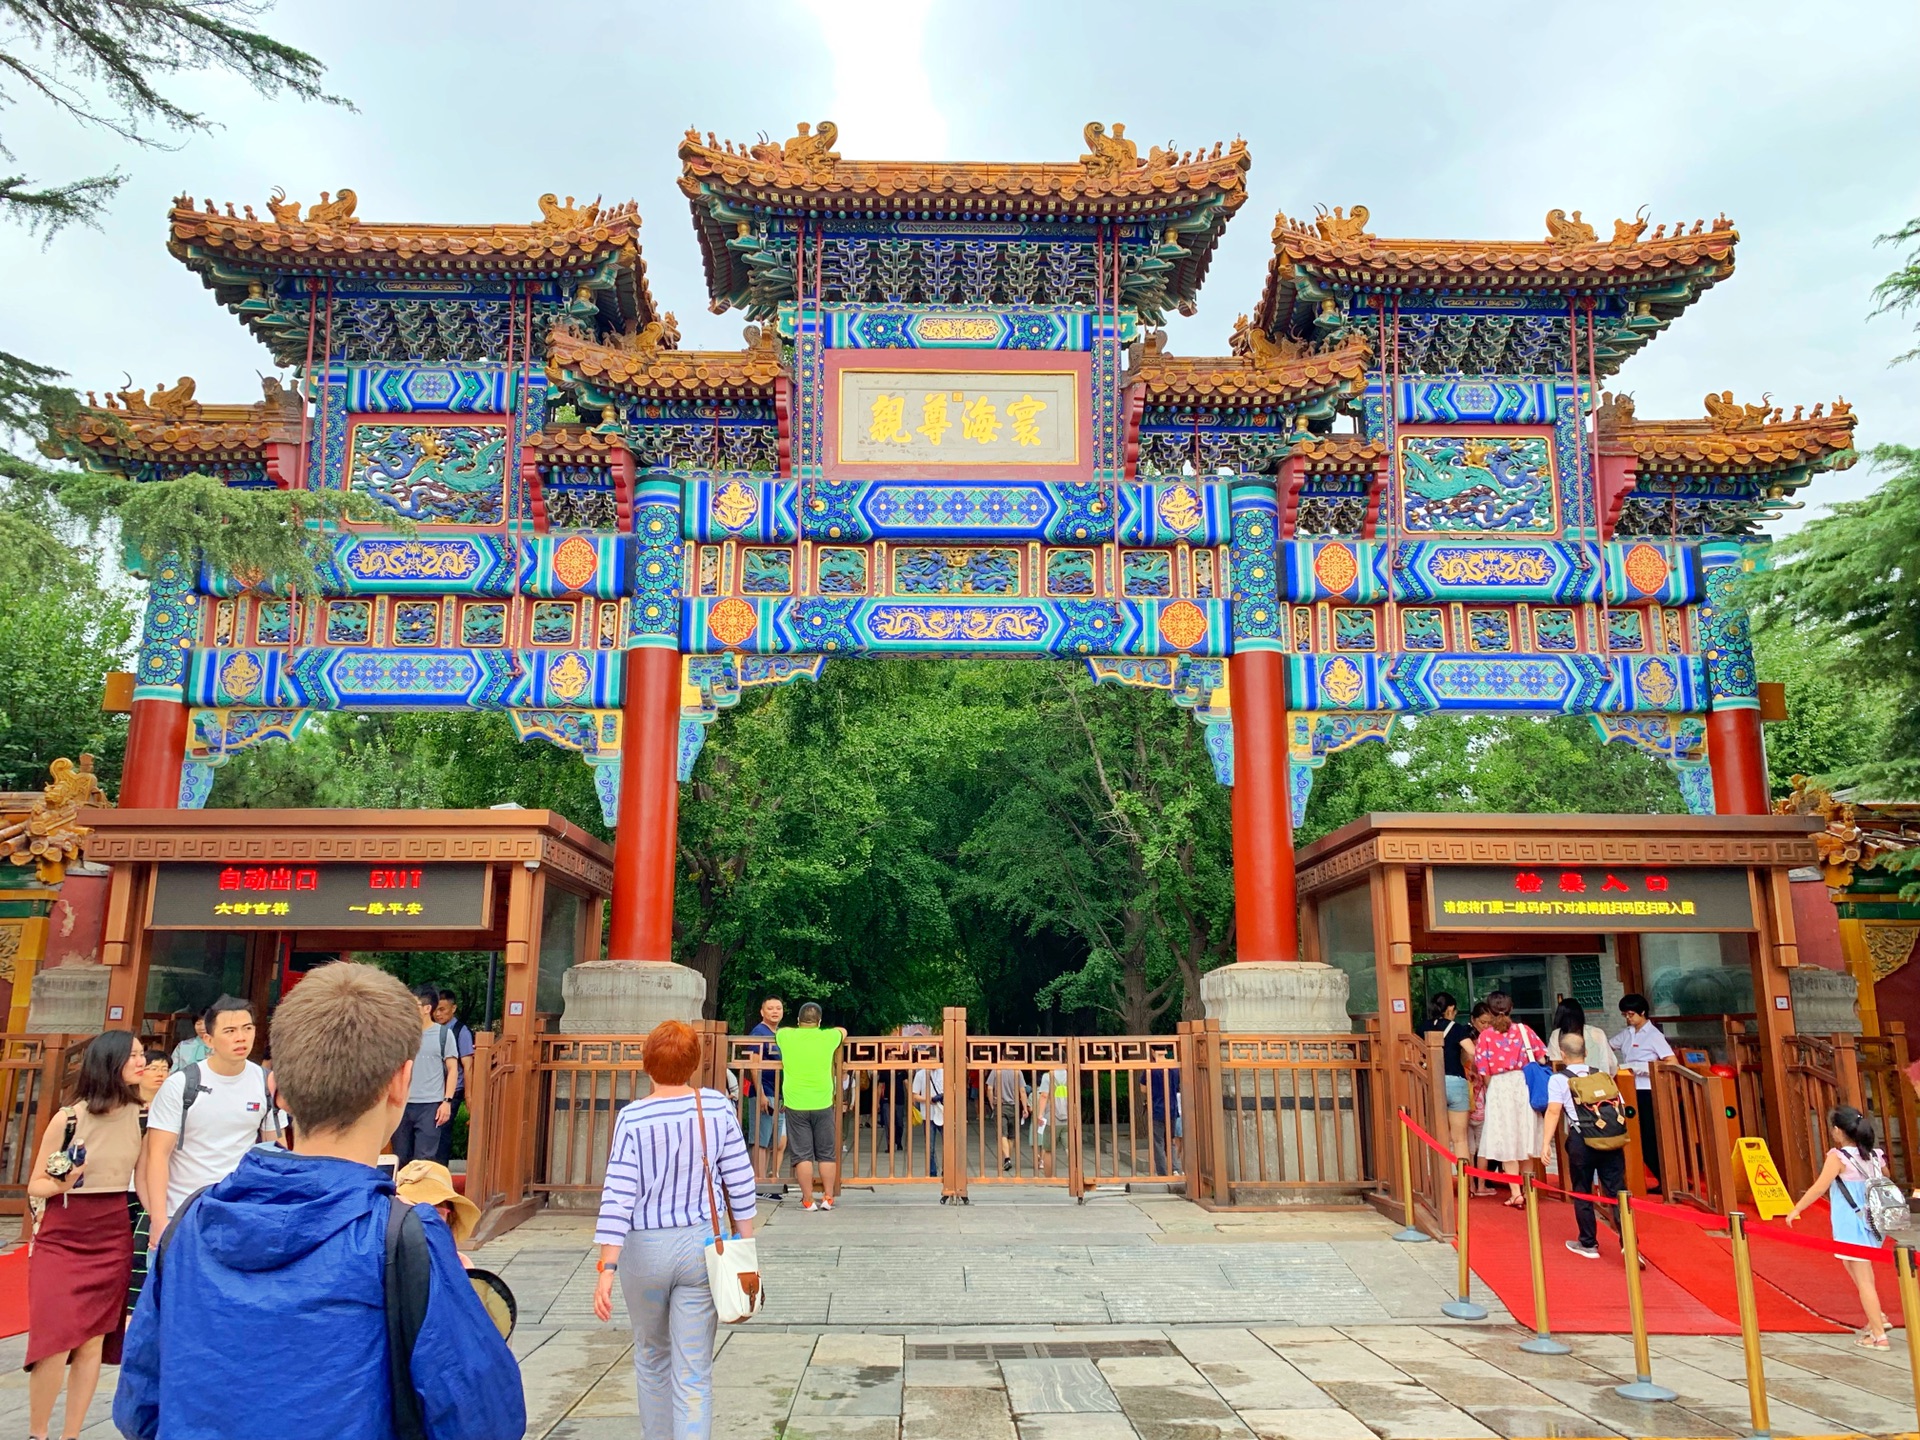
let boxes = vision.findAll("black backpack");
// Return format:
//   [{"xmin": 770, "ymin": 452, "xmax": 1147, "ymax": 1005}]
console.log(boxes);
[{"xmin": 155, "ymin": 1192, "xmax": 434, "ymax": 1440}]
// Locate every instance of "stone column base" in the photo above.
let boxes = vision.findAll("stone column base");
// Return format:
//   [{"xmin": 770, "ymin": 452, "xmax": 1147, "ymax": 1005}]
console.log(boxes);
[
  {"xmin": 559, "ymin": 960, "xmax": 707, "ymax": 1035},
  {"xmin": 1789, "ymin": 966, "xmax": 1861, "ymax": 1035},
  {"xmin": 1200, "ymin": 961, "xmax": 1351, "ymax": 1034},
  {"xmin": 25, "ymin": 965, "xmax": 111, "ymax": 1034}
]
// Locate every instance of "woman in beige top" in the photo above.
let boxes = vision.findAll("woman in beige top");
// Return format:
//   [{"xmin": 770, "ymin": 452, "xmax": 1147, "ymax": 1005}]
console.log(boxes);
[
  {"xmin": 25, "ymin": 1030, "xmax": 145, "ymax": 1440},
  {"xmin": 1547, "ymin": 999, "xmax": 1618, "ymax": 1075}
]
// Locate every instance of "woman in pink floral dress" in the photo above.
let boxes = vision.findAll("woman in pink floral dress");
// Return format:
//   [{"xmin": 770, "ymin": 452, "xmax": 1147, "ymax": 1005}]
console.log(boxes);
[{"xmin": 1471, "ymin": 991, "xmax": 1547, "ymax": 1206}]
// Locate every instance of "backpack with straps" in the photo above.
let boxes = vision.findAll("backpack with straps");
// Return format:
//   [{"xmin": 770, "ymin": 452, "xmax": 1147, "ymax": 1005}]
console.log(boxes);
[
  {"xmin": 1834, "ymin": 1149, "xmax": 1913, "ymax": 1242},
  {"xmin": 1566, "ymin": 1070, "xmax": 1631, "ymax": 1151},
  {"xmin": 154, "ymin": 1190, "xmax": 434, "ymax": 1440}
]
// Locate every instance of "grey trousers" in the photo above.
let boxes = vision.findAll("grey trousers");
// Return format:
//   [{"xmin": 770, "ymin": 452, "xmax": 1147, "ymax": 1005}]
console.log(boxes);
[{"xmin": 619, "ymin": 1225, "xmax": 718, "ymax": 1439}]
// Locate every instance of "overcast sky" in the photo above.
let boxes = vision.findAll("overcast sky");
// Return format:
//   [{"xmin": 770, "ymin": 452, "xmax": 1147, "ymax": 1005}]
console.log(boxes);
[{"xmin": 4, "ymin": 0, "xmax": 1914, "ymax": 532}]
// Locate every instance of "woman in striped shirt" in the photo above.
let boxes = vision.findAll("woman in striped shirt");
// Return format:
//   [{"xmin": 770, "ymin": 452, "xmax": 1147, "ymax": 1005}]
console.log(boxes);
[{"xmin": 592, "ymin": 1020, "xmax": 756, "ymax": 1438}]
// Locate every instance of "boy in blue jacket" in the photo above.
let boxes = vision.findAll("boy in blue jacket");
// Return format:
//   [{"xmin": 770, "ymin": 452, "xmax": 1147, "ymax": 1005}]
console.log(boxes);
[{"xmin": 115, "ymin": 963, "xmax": 524, "ymax": 1440}]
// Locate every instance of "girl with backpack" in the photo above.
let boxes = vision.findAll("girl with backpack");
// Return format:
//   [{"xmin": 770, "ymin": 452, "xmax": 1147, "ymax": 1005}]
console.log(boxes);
[
  {"xmin": 1785, "ymin": 1105, "xmax": 1895, "ymax": 1348},
  {"xmin": 1470, "ymin": 991, "xmax": 1547, "ymax": 1207}
]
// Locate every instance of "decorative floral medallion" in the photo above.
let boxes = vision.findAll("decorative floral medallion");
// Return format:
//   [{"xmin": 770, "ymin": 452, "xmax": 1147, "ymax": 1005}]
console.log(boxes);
[
  {"xmin": 552, "ymin": 534, "xmax": 600, "ymax": 592},
  {"xmin": 1157, "ymin": 600, "xmax": 1210, "ymax": 651},
  {"xmin": 1623, "ymin": 542, "xmax": 1669, "ymax": 596},
  {"xmin": 708, "ymin": 598, "xmax": 757, "ymax": 648},
  {"xmin": 1313, "ymin": 542, "xmax": 1360, "ymax": 596}
]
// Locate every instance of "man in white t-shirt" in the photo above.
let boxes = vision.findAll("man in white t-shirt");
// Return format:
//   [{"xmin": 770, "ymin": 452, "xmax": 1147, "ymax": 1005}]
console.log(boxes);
[{"xmin": 142, "ymin": 994, "xmax": 280, "ymax": 1241}]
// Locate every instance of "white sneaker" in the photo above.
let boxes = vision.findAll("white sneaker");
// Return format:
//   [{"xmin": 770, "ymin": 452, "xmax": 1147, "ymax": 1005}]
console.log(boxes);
[{"xmin": 1565, "ymin": 1240, "xmax": 1601, "ymax": 1260}]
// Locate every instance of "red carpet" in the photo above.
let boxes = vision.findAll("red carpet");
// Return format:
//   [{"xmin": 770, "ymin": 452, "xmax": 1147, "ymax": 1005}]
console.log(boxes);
[
  {"xmin": 0, "ymin": 1245, "xmax": 27, "ymax": 1339},
  {"xmin": 1462, "ymin": 1193, "xmax": 1736, "ymax": 1334},
  {"xmin": 1461, "ymin": 1193, "xmax": 1848, "ymax": 1334}
]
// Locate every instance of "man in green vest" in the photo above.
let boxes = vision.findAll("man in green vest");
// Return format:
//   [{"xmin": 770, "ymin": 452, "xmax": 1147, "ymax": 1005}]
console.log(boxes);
[{"xmin": 775, "ymin": 1003, "xmax": 846, "ymax": 1211}]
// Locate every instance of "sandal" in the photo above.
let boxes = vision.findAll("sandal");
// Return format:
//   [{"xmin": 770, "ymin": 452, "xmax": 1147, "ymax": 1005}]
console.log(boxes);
[{"xmin": 1858, "ymin": 1331, "xmax": 1890, "ymax": 1350}]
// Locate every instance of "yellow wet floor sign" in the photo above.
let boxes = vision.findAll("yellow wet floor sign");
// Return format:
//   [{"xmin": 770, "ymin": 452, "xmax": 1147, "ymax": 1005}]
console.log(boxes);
[{"xmin": 1735, "ymin": 1136, "xmax": 1794, "ymax": 1218}]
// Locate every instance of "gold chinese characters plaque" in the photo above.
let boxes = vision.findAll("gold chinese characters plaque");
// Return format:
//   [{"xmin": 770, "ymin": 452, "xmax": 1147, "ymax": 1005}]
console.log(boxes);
[{"xmin": 835, "ymin": 369, "xmax": 1080, "ymax": 469}]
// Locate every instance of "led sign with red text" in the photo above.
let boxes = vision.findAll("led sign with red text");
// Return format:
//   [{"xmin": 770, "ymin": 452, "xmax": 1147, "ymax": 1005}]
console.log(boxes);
[
  {"xmin": 149, "ymin": 863, "xmax": 491, "ymax": 930},
  {"xmin": 1425, "ymin": 865, "xmax": 1753, "ymax": 932}
]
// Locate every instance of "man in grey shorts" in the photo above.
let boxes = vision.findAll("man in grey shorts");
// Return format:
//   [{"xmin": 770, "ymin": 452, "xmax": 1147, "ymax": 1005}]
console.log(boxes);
[{"xmin": 775, "ymin": 1002, "xmax": 846, "ymax": 1211}]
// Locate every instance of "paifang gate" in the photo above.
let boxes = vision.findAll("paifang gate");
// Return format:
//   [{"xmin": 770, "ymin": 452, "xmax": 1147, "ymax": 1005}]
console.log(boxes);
[{"xmin": 45, "ymin": 118, "xmax": 1857, "ymax": 1030}]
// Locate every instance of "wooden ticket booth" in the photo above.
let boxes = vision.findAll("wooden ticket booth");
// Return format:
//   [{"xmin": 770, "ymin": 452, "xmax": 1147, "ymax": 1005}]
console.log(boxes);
[
  {"xmin": 79, "ymin": 808, "xmax": 611, "ymax": 1050},
  {"xmin": 1295, "ymin": 813, "xmax": 1825, "ymax": 1201}
]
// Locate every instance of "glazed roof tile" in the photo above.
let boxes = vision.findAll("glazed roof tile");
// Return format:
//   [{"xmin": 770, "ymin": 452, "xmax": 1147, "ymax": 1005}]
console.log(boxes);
[
  {"xmin": 546, "ymin": 320, "xmax": 783, "ymax": 400},
  {"xmin": 681, "ymin": 122, "xmax": 1250, "ymax": 314},
  {"xmin": 1138, "ymin": 333, "xmax": 1370, "ymax": 407},
  {"xmin": 1285, "ymin": 434, "xmax": 1387, "ymax": 474},
  {"xmin": 168, "ymin": 191, "xmax": 658, "ymax": 338},
  {"xmin": 1258, "ymin": 207, "xmax": 1738, "ymax": 339},
  {"xmin": 45, "ymin": 378, "xmax": 303, "ymax": 465},
  {"xmin": 678, "ymin": 122, "xmax": 1251, "ymax": 212},
  {"xmin": 1596, "ymin": 392, "xmax": 1858, "ymax": 476}
]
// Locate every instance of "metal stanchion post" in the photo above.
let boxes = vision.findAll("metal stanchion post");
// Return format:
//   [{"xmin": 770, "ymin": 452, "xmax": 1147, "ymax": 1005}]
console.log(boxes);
[
  {"xmin": 1441, "ymin": 1159, "xmax": 1488, "ymax": 1320},
  {"xmin": 1613, "ymin": 1191, "xmax": 1677, "ymax": 1402},
  {"xmin": 1394, "ymin": 1110, "xmax": 1430, "ymax": 1243},
  {"xmin": 1896, "ymin": 1244, "xmax": 1920, "ymax": 1434},
  {"xmin": 1519, "ymin": 1174, "xmax": 1570, "ymax": 1355},
  {"xmin": 1727, "ymin": 1212, "xmax": 1770, "ymax": 1440}
]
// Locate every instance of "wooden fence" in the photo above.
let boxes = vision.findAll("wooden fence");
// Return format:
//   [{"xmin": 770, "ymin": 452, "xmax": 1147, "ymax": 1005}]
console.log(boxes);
[{"xmin": 0, "ymin": 1034, "xmax": 83, "ymax": 1215}]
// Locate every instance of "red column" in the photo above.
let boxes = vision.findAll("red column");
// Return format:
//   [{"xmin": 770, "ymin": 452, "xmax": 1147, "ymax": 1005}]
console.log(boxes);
[
  {"xmin": 118, "ymin": 698, "xmax": 189, "ymax": 809},
  {"xmin": 608, "ymin": 647, "xmax": 682, "ymax": 962},
  {"xmin": 1229, "ymin": 650, "xmax": 1299, "ymax": 963},
  {"xmin": 1707, "ymin": 708, "xmax": 1770, "ymax": 816}
]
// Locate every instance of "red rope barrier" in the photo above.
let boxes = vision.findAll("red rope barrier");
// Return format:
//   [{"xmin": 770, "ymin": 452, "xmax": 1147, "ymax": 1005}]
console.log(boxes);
[{"xmin": 1748, "ymin": 1218, "xmax": 1895, "ymax": 1267}]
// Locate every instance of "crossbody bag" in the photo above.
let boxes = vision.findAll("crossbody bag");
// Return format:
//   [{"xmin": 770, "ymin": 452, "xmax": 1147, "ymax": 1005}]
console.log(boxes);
[{"xmin": 692, "ymin": 1087, "xmax": 762, "ymax": 1323}]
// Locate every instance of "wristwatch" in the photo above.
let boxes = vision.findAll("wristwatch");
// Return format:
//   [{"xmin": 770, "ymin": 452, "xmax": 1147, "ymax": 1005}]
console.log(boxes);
[{"xmin": 597, "ymin": 1259, "xmax": 617, "ymax": 1273}]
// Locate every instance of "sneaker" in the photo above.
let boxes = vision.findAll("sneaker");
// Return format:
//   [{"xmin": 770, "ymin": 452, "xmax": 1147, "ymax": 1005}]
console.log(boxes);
[
  {"xmin": 1565, "ymin": 1240, "xmax": 1601, "ymax": 1260},
  {"xmin": 802, "ymin": 1199, "xmax": 819, "ymax": 1212},
  {"xmin": 820, "ymin": 1197, "xmax": 835, "ymax": 1211},
  {"xmin": 1002, "ymin": 1156, "xmax": 1014, "ymax": 1173}
]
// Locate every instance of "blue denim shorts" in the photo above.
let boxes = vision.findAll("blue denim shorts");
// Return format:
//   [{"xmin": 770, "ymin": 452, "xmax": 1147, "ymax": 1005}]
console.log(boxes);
[{"xmin": 1444, "ymin": 1075, "xmax": 1472, "ymax": 1113}]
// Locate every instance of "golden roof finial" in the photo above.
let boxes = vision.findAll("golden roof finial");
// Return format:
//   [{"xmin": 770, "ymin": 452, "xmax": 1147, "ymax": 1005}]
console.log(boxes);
[
  {"xmin": 1080, "ymin": 122, "xmax": 1140, "ymax": 177},
  {"xmin": 1545, "ymin": 208, "xmax": 1598, "ymax": 245},
  {"xmin": 1313, "ymin": 205, "xmax": 1372, "ymax": 242}
]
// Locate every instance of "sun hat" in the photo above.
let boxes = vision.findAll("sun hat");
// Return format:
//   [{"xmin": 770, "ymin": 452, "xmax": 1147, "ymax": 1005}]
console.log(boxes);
[{"xmin": 393, "ymin": 1160, "xmax": 481, "ymax": 1243}]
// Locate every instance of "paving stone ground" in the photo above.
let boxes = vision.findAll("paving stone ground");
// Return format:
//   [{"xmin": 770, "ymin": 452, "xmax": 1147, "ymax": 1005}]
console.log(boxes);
[{"xmin": 5, "ymin": 1188, "xmax": 1917, "ymax": 1438}]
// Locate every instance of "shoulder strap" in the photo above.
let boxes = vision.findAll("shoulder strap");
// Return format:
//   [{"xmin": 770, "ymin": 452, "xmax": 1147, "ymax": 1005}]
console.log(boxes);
[
  {"xmin": 180, "ymin": 1063, "xmax": 203, "ymax": 1128},
  {"xmin": 692, "ymin": 1088, "xmax": 737, "ymax": 1245},
  {"xmin": 386, "ymin": 1198, "xmax": 433, "ymax": 1440},
  {"xmin": 60, "ymin": 1105, "xmax": 78, "ymax": 1152}
]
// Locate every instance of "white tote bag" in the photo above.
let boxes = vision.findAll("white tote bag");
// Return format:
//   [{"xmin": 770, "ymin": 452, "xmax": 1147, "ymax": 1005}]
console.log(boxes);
[{"xmin": 694, "ymin": 1088, "xmax": 763, "ymax": 1323}]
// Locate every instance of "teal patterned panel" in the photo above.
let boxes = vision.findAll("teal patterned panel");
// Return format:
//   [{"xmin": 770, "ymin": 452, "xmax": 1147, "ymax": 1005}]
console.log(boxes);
[
  {"xmin": 680, "ymin": 596, "xmax": 1227, "ymax": 658},
  {"xmin": 1284, "ymin": 651, "xmax": 1706, "ymax": 714},
  {"xmin": 1117, "ymin": 481, "xmax": 1230, "ymax": 545},
  {"xmin": 185, "ymin": 647, "xmax": 619, "ymax": 709}
]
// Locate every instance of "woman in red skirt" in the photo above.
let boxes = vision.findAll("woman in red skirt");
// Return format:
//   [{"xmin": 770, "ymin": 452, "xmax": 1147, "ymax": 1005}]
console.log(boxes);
[{"xmin": 26, "ymin": 1030, "xmax": 144, "ymax": 1440}]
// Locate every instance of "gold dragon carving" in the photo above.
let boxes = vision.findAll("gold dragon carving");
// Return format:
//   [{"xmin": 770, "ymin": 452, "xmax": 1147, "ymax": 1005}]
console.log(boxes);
[{"xmin": 1, "ymin": 756, "xmax": 108, "ymax": 884}]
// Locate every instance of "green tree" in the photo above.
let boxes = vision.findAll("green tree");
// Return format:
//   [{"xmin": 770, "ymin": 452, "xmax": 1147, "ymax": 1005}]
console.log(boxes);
[
  {"xmin": 1755, "ymin": 446, "xmax": 1920, "ymax": 796},
  {"xmin": 1752, "ymin": 617, "xmax": 1898, "ymax": 792},
  {"xmin": 1872, "ymin": 216, "xmax": 1920, "ymax": 365}
]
